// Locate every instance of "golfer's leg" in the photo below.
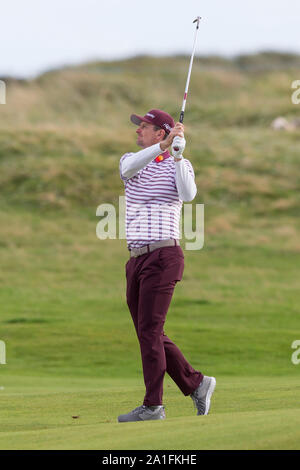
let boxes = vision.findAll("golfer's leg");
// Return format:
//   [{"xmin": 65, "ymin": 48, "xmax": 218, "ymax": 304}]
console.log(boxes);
[
  {"xmin": 125, "ymin": 257, "xmax": 139, "ymax": 334},
  {"xmin": 154, "ymin": 246, "xmax": 202, "ymax": 395},
  {"xmin": 137, "ymin": 262, "xmax": 175, "ymax": 406},
  {"xmin": 163, "ymin": 333, "xmax": 203, "ymax": 395}
]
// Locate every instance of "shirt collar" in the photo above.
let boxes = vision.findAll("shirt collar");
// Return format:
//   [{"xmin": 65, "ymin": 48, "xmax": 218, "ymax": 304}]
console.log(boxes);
[{"xmin": 154, "ymin": 149, "xmax": 171, "ymax": 163}]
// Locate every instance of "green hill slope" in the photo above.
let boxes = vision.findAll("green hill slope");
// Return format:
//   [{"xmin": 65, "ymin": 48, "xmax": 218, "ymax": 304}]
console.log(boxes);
[{"xmin": 1, "ymin": 54, "xmax": 300, "ymax": 228}]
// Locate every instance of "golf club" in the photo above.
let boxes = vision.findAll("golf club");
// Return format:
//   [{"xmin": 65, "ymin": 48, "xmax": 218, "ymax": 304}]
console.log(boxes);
[{"xmin": 173, "ymin": 16, "xmax": 201, "ymax": 152}]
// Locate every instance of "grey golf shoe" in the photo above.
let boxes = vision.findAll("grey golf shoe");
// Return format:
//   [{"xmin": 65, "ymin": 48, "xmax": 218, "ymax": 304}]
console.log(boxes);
[
  {"xmin": 118, "ymin": 405, "xmax": 166, "ymax": 422},
  {"xmin": 190, "ymin": 376, "xmax": 216, "ymax": 415}
]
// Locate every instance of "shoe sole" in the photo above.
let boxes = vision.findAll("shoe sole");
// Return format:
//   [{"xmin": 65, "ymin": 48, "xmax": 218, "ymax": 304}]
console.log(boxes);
[
  {"xmin": 118, "ymin": 409, "xmax": 166, "ymax": 422},
  {"xmin": 203, "ymin": 377, "xmax": 216, "ymax": 415},
  {"xmin": 118, "ymin": 414, "xmax": 165, "ymax": 422},
  {"xmin": 140, "ymin": 414, "xmax": 166, "ymax": 421}
]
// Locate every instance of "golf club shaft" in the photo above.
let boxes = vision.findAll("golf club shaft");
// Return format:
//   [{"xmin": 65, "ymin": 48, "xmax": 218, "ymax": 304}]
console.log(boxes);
[{"xmin": 173, "ymin": 17, "xmax": 201, "ymax": 151}]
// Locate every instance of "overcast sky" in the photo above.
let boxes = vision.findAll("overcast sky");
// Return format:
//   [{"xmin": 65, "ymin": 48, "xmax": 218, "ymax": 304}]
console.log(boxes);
[{"xmin": 0, "ymin": 0, "xmax": 299, "ymax": 78}]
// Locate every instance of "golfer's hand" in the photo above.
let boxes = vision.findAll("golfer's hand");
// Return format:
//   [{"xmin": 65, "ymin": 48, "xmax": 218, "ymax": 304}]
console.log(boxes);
[
  {"xmin": 171, "ymin": 136, "xmax": 186, "ymax": 159},
  {"xmin": 160, "ymin": 122, "xmax": 184, "ymax": 151}
]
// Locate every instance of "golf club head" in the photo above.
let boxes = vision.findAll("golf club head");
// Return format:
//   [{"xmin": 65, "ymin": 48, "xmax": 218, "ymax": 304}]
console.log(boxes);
[{"xmin": 193, "ymin": 16, "xmax": 201, "ymax": 28}]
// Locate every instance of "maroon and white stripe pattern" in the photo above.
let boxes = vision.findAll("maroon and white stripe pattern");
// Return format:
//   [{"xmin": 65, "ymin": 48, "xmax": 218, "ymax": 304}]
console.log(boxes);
[{"xmin": 120, "ymin": 152, "xmax": 195, "ymax": 250}]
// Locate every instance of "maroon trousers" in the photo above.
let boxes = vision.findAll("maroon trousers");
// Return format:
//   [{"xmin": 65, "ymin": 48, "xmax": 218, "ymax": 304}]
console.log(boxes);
[{"xmin": 125, "ymin": 245, "xmax": 203, "ymax": 406}]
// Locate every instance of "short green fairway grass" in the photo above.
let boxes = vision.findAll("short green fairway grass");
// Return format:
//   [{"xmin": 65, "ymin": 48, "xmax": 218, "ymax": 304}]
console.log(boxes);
[
  {"xmin": 0, "ymin": 375, "xmax": 299, "ymax": 450},
  {"xmin": 1, "ymin": 210, "xmax": 300, "ymax": 450}
]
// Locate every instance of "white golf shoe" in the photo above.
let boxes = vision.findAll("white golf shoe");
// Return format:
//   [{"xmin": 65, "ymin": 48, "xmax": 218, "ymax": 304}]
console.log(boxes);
[
  {"xmin": 190, "ymin": 376, "xmax": 216, "ymax": 415},
  {"xmin": 118, "ymin": 405, "xmax": 165, "ymax": 422}
]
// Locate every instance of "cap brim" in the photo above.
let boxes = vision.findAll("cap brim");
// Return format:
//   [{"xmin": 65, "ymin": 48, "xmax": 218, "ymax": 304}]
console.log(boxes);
[{"xmin": 130, "ymin": 114, "xmax": 153, "ymax": 126}]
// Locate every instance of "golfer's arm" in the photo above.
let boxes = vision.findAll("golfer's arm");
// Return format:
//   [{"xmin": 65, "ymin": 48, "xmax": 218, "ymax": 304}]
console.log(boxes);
[
  {"xmin": 175, "ymin": 159, "xmax": 197, "ymax": 202},
  {"xmin": 121, "ymin": 143, "xmax": 163, "ymax": 179}
]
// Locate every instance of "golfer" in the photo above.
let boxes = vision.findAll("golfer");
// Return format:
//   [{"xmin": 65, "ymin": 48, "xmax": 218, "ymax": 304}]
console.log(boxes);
[{"xmin": 118, "ymin": 109, "xmax": 216, "ymax": 422}]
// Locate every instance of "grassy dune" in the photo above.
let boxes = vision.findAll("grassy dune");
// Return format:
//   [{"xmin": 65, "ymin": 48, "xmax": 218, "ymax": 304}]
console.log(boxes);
[{"xmin": 0, "ymin": 53, "xmax": 300, "ymax": 449}]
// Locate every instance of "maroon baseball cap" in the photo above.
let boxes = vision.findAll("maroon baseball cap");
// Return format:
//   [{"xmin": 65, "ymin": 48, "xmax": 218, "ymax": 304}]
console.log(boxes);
[{"xmin": 130, "ymin": 109, "xmax": 174, "ymax": 134}]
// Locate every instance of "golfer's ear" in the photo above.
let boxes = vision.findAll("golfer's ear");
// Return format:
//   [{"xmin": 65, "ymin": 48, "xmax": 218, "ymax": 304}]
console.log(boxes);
[{"xmin": 159, "ymin": 129, "xmax": 166, "ymax": 140}]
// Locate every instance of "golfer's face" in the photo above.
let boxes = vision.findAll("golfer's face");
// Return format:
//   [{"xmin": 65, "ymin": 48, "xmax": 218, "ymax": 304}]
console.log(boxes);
[{"xmin": 136, "ymin": 122, "xmax": 158, "ymax": 148}]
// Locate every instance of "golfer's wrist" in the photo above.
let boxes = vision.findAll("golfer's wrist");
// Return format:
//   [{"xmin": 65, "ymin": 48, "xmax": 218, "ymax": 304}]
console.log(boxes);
[{"xmin": 159, "ymin": 141, "xmax": 168, "ymax": 152}]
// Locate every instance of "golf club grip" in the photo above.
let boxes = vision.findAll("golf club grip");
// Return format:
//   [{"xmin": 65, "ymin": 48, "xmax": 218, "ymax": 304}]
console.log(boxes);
[{"xmin": 173, "ymin": 111, "xmax": 185, "ymax": 151}]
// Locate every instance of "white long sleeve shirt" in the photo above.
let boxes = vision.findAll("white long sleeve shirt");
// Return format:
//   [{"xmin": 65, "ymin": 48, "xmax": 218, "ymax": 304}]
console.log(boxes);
[
  {"xmin": 119, "ymin": 143, "xmax": 197, "ymax": 250},
  {"xmin": 120, "ymin": 143, "xmax": 197, "ymax": 202}
]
